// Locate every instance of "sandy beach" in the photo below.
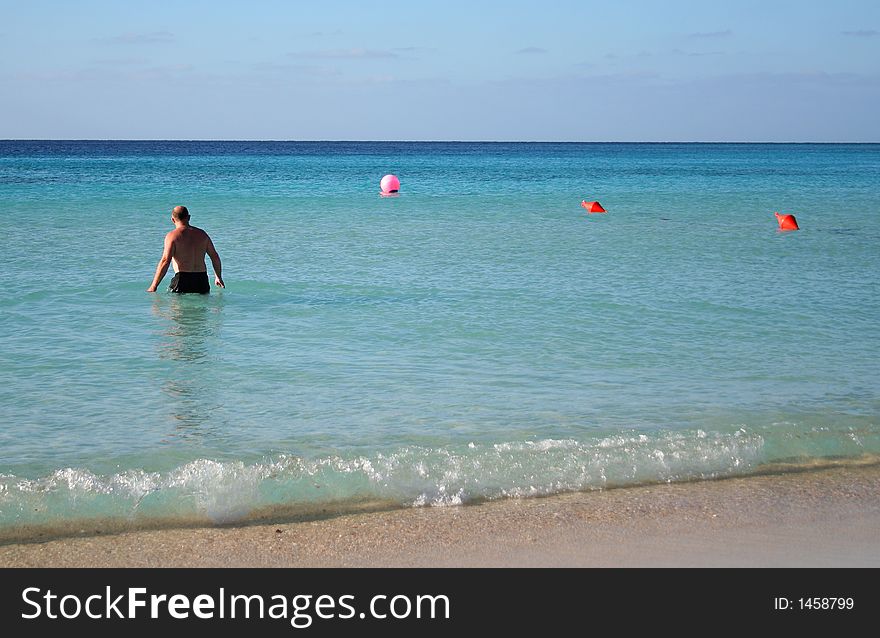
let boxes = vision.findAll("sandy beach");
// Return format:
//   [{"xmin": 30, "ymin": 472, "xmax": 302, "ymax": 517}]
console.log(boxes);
[{"xmin": 2, "ymin": 464, "xmax": 878, "ymax": 568}]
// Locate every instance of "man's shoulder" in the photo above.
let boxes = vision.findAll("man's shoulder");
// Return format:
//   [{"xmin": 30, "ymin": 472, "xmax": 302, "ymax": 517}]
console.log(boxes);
[{"xmin": 167, "ymin": 226, "xmax": 207, "ymax": 238}]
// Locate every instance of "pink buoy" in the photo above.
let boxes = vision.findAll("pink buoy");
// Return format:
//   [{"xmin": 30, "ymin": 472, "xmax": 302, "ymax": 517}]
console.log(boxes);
[{"xmin": 380, "ymin": 174, "xmax": 400, "ymax": 196}]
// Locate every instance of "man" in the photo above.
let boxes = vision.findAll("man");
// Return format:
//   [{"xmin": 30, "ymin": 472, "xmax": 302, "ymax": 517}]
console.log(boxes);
[{"xmin": 147, "ymin": 205, "xmax": 225, "ymax": 293}]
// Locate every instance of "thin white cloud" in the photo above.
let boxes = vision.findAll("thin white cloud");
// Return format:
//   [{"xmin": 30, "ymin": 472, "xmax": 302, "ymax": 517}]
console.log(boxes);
[
  {"xmin": 671, "ymin": 49, "xmax": 725, "ymax": 57},
  {"xmin": 489, "ymin": 70, "xmax": 664, "ymax": 89},
  {"xmin": 95, "ymin": 31, "xmax": 175, "ymax": 44},
  {"xmin": 305, "ymin": 29, "xmax": 344, "ymax": 37},
  {"xmin": 516, "ymin": 47, "xmax": 548, "ymax": 55},
  {"xmin": 91, "ymin": 57, "xmax": 150, "ymax": 66},
  {"xmin": 687, "ymin": 30, "xmax": 732, "ymax": 39},
  {"xmin": 685, "ymin": 70, "xmax": 880, "ymax": 89},
  {"xmin": 361, "ymin": 74, "xmax": 396, "ymax": 84},
  {"xmin": 288, "ymin": 48, "xmax": 398, "ymax": 59},
  {"xmin": 125, "ymin": 64, "xmax": 193, "ymax": 80},
  {"xmin": 392, "ymin": 46, "xmax": 437, "ymax": 54},
  {"xmin": 841, "ymin": 29, "xmax": 878, "ymax": 37},
  {"xmin": 603, "ymin": 51, "xmax": 653, "ymax": 61},
  {"xmin": 251, "ymin": 62, "xmax": 343, "ymax": 77}
]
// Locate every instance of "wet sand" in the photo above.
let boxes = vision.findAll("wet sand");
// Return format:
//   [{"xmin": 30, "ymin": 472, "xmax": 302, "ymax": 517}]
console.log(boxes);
[{"xmin": 2, "ymin": 465, "xmax": 878, "ymax": 567}]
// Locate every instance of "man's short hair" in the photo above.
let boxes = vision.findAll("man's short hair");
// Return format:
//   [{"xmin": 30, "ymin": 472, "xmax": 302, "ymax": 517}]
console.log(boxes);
[{"xmin": 172, "ymin": 205, "xmax": 190, "ymax": 220}]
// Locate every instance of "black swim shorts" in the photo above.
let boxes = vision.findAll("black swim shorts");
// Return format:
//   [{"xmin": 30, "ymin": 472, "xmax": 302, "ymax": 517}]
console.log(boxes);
[{"xmin": 168, "ymin": 272, "xmax": 210, "ymax": 294}]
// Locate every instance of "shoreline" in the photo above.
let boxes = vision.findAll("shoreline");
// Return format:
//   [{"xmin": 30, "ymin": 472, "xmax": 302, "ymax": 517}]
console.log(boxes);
[
  {"xmin": 5, "ymin": 456, "xmax": 877, "ymax": 547},
  {"xmin": 2, "ymin": 464, "xmax": 878, "ymax": 567}
]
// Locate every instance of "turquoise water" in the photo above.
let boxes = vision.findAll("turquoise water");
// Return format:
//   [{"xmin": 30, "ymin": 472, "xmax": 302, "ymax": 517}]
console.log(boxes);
[{"xmin": 1, "ymin": 141, "xmax": 879, "ymax": 537}]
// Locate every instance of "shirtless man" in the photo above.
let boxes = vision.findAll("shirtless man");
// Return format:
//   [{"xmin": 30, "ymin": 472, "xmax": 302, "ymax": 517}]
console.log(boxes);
[{"xmin": 147, "ymin": 206, "xmax": 225, "ymax": 293}]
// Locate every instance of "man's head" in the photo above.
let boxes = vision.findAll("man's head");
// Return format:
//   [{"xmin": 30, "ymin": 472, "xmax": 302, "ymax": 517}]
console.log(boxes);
[{"xmin": 171, "ymin": 205, "xmax": 190, "ymax": 224}]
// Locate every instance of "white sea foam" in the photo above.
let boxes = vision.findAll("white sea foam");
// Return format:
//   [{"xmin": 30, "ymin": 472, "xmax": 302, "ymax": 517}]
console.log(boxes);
[{"xmin": 0, "ymin": 423, "xmax": 876, "ymax": 531}]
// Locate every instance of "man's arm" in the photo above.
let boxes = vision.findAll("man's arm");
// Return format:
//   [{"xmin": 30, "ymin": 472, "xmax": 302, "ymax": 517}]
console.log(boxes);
[
  {"xmin": 147, "ymin": 233, "xmax": 175, "ymax": 292},
  {"xmin": 206, "ymin": 236, "xmax": 224, "ymax": 288}
]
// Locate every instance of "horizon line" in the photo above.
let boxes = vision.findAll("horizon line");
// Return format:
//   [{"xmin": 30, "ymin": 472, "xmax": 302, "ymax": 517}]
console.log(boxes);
[{"xmin": 2, "ymin": 138, "xmax": 879, "ymax": 144}]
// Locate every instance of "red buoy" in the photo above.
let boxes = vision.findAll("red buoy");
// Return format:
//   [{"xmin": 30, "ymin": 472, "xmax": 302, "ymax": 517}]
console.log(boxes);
[
  {"xmin": 581, "ymin": 200, "xmax": 606, "ymax": 213},
  {"xmin": 775, "ymin": 212, "xmax": 799, "ymax": 231}
]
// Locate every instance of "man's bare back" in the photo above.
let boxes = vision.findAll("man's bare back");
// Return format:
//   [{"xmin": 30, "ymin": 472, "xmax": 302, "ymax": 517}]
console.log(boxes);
[
  {"xmin": 168, "ymin": 225, "xmax": 211, "ymax": 273},
  {"xmin": 147, "ymin": 206, "xmax": 224, "ymax": 293}
]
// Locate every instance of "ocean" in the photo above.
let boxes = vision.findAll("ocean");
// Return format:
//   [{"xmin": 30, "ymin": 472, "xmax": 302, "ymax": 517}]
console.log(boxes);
[{"xmin": 1, "ymin": 141, "xmax": 878, "ymax": 540}]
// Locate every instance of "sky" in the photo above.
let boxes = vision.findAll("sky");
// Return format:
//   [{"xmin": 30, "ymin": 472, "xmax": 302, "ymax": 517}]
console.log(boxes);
[{"xmin": 1, "ymin": 0, "xmax": 879, "ymax": 141}]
